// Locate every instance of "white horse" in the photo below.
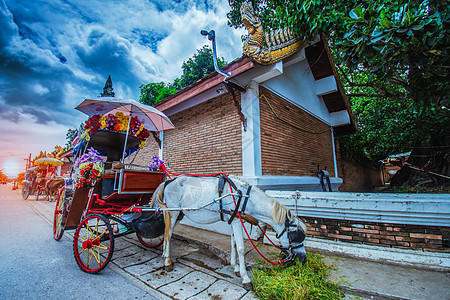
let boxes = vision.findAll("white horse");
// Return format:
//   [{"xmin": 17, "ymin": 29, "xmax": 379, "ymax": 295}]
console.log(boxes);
[{"xmin": 151, "ymin": 175, "xmax": 307, "ymax": 288}]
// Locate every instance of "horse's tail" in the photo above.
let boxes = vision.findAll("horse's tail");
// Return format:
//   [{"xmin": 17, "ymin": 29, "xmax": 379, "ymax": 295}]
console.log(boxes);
[
  {"xmin": 150, "ymin": 182, "xmax": 166, "ymax": 208},
  {"xmin": 150, "ymin": 182, "xmax": 172, "ymax": 251}
]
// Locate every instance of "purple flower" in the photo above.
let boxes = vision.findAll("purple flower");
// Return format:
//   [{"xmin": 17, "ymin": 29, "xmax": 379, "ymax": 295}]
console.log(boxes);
[
  {"xmin": 74, "ymin": 147, "xmax": 104, "ymax": 168},
  {"xmin": 149, "ymin": 155, "xmax": 164, "ymax": 170}
]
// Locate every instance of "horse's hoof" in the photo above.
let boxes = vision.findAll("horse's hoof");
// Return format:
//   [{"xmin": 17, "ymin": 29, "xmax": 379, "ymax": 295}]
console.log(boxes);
[
  {"xmin": 243, "ymin": 282, "xmax": 253, "ymax": 291},
  {"xmin": 165, "ymin": 264, "xmax": 174, "ymax": 272}
]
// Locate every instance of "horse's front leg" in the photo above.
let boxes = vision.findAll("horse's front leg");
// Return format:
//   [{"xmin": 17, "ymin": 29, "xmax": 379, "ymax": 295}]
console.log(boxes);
[
  {"xmin": 231, "ymin": 221, "xmax": 252, "ymax": 289},
  {"xmin": 163, "ymin": 211, "xmax": 179, "ymax": 271},
  {"xmin": 230, "ymin": 230, "xmax": 239, "ymax": 276}
]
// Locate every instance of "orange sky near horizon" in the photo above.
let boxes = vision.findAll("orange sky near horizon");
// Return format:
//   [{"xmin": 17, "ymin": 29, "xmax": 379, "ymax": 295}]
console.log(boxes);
[{"xmin": 0, "ymin": 117, "xmax": 69, "ymax": 178}]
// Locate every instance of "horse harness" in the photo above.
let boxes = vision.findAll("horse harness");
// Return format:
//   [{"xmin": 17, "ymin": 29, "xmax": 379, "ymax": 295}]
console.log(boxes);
[
  {"xmin": 164, "ymin": 174, "xmax": 253, "ymax": 224},
  {"xmin": 217, "ymin": 174, "xmax": 252, "ymax": 224}
]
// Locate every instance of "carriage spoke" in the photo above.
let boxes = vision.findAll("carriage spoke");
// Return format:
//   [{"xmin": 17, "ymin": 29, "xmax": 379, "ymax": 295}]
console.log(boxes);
[
  {"xmin": 73, "ymin": 214, "xmax": 114, "ymax": 274},
  {"xmin": 77, "ymin": 247, "xmax": 88, "ymax": 256},
  {"xmin": 87, "ymin": 250, "xmax": 93, "ymax": 267}
]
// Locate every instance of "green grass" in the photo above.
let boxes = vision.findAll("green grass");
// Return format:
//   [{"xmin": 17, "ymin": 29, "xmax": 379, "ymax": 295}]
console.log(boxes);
[{"xmin": 252, "ymin": 252, "xmax": 344, "ymax": 300}]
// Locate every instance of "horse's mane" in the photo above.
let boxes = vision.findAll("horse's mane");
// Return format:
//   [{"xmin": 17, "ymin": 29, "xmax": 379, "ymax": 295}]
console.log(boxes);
[{"xmin": 272, "ymin": 201, "xmax": 290, "ymax": 223}]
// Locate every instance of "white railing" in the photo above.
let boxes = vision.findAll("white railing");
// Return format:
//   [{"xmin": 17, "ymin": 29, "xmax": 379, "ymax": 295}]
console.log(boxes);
[{"xmin": 265, "ymin": 191, "xmax": 450, "ymax": 226}]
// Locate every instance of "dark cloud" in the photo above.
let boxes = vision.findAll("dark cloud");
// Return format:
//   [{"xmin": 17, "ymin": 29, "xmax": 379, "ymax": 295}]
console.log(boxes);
[
  {"xmin": 0, "ymin": 0, "xmax": 17, "ymax": 48},
  {"xmin": 0, "ymin": 0, "xmax": 244, "ymax": 128},
  {"xmin": 148, "ymin": 0, "xmax": 215, "ymax": 13},
  {"xmin": 0, "ymin": 0, "xmax": 246, "ymax": 176},
  {"xmin": 131, "ymin": 29, "xmax": 168, "ymax": 52}
]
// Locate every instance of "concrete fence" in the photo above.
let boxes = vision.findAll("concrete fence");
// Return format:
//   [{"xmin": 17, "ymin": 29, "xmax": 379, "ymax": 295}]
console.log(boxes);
[{"xmin": 266, "ymin": 191, "xmax": 450, "ymax": 253}]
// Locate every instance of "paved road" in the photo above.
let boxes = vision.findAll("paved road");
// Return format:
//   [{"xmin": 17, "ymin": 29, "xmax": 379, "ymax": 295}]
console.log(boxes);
[{"xmin": 0, "ymin": 184, "xmax": 158, "ymax": 300}]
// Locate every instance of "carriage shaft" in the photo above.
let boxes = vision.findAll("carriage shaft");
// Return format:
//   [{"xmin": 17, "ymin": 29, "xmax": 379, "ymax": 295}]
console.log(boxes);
[{"xmin": 127, "ymin": 193, "xmax": 245, "ymax": 213}]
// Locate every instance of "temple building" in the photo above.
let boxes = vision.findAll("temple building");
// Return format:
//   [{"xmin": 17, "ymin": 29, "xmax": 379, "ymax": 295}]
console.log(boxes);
[{"xmin": 135, "ymin": 4, "xmax": 363, "ymax": 191}]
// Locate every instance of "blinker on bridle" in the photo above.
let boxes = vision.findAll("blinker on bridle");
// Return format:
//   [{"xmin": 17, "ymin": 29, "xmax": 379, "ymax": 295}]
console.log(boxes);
[{"xmin": 276, "ymin": 218, "xmax": 306, "ymax": 247}]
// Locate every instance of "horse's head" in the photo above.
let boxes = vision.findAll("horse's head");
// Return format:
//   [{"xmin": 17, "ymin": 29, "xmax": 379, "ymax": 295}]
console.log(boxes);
[{"xmin": 276, "ymin": 215, "xmax": 307, "ymax": 265}]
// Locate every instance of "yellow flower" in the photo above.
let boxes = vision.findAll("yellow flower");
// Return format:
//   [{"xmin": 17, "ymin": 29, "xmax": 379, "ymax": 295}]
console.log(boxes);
[
  {"xmin": 81, "ymin": 129, "xmax": 91, "ymax": 141},
  {"xmin": 135, "ymin": 124, "xmax": 144, "ymax": 136},
  {"xmin": 100, "ymin": 115, "xmax": 106, "ymax": 128},
  {"xmin": 93, "ymin": 162, "xmax": 103, "ymax": 172}
]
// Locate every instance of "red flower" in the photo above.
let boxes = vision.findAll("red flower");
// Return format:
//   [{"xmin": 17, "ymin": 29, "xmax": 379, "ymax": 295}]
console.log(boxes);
[{"xmin": 136, "ymin": 128, "xmax": 150, "ymax": 141}]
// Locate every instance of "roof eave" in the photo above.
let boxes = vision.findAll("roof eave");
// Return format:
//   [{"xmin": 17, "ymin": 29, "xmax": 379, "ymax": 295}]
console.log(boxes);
[{"xmin": 154, "ymin": 56, "xmax": 254, "ymax": 112}]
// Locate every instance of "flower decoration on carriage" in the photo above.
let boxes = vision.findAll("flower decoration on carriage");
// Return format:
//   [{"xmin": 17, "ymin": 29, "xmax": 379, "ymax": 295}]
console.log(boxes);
[
  {"xmin": 149, "ymin": 155, "xmax": 164, "ymax": 171},
  {"xmin": 82, "ymin": 112, "xmax": 151, "ymax": 149},
  {"xmin": 84, "ymin": 114, "xmax": 102, "ymax": 133},
  {"xmin": 74, "ymin": 148, "xmax": 104, "ymax": 188},
  {"xmin": 76, "ymin": 163, "xmax": 103, "ymax": 188}
]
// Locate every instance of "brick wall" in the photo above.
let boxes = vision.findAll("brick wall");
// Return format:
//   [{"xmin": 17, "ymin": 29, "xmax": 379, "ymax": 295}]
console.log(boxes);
[
  {"xmin": 305, "ymin": 216, "xmax": 450, "ymax": 253},
  {"xmin": 334, "ymin": 137, "xmax": 384, "ymax": 192},
  {"xmin": 339, "ymin": 160, "xmax": 383, "ymax": 192},
  {"xmin": 259, "ymin": 86, "xmax": 335, "ymax": 176},
  {"xmin": 136, "ymin": 93, "xmax": 242, "ymax": 175},
  {"xmin": 134, "ymin": 134, "xmax": 160, "ymax": 166}
]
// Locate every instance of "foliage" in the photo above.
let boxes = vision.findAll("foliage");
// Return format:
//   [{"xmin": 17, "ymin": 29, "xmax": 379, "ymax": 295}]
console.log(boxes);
[
  {"xmin": 252, "ymin": 252, "xmax": 343, "ymax": 299},
  {"xmin": 65, "ymin": 128, "xmax": 77, "ymax": 150},
  {"xmin": 177, "ymin": 45, "xmax": 226, "ymax": 89},
  {"xmin": 139, "ymin": 82, "xmax": 178, "ymax": 106},
  {"xmin": 15, "ymin": 172, "xmax": 25, "ymax": 183},
  {"xmin": 228, "ymin": 0, "xmax": 449, "ymax": 159},
  {"xmin": 0, "ymin": 169, "xmax": 7, "ymax": 182},
  {"xmin": 139, "ymin": 46, "xmax": 226, "ymax": 106}
]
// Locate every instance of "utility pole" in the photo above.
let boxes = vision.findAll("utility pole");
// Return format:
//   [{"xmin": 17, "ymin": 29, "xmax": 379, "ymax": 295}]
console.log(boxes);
[{"xmin": 24, "ymin": 153, "xmax": 31, "ymax": 170}]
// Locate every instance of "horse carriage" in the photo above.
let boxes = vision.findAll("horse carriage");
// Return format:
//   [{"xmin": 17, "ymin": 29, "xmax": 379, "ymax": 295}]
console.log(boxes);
[
  {"xmin": 22, "ymin": 160, "xmax": 63, "ymax": 201},
  {"xmin": 22, "ymin": 167, "xmax": 39, "ymax": 200},
  {"xmin": 54, "ymin": 96, "xmax": 308, "ymax": 287},
  {"xmin": 53, "ymin": 130, "xmax": 167, "ymax": 273},
  {"xmin": 52, "ymin": 97, "xmax": 174, "ymax": 273}
]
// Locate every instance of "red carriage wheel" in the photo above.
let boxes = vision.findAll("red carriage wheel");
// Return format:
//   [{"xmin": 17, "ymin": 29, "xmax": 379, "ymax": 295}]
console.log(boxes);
[
  {"xmin": 73, "ymin": 214, "xmax": 114, "ymax": 273},
  {"xmin": 137, "ymin": 233, "xmax": 164, "ymax": 248},
  {"xmin": 53, "ymin": 187, "xmax": 65, "ymax": 241}
]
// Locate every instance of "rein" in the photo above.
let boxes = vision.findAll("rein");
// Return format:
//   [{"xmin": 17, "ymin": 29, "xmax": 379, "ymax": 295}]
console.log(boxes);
[{"xmin": 158, "ymin": 163, "xmax": 290, "ymax": 265}]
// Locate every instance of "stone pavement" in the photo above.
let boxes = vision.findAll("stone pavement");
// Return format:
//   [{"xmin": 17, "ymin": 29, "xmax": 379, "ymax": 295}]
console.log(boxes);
[{"xmin": 24, "ymin": 195, "xmax": 450, "ymax": 300}]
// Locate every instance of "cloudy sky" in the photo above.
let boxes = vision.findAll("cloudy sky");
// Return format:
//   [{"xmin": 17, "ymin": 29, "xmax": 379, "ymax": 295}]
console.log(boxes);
[{"xmin": 0, "ymin": 0, "xmax": 245, "ymax": 177}]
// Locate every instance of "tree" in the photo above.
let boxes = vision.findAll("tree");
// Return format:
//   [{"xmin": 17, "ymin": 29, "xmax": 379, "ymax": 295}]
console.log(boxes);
[
  {"xmin": 228, "ymin": 0, "xmax": 449, "ymax": 159},
  {"xmin": 139, "ymin": 82, "xmax": 178, "ymax": 106},
  {"xmin": 16, "ymin": 172, "xmax": 25, "ymax": 183},
  {"xmin": 139, "ymin": 46, "xmax": 227, "ymax": 106},
  {"xmin": 177, "ymin": 45, "xmax": 227, "ymax": 89},
  {"xmin": 0, "ymin": 169, "xmax": 7, "ymax": 183}
]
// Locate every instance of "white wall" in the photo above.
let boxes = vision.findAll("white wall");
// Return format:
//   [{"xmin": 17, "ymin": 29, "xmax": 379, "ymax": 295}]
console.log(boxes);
[{"xmin": 263, "ymin": 60, "xmax": 331, "ymax": 124}]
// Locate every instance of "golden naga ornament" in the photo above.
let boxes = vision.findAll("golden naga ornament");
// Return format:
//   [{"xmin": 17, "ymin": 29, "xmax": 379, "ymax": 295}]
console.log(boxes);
[{"xmin": 241, "ymin": 1, "xmax": 305, "ymax": 65}]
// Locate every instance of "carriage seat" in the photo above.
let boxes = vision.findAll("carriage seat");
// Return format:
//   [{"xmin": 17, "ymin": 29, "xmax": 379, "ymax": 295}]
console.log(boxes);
[
  {"xmin": 100, "ymin": 169, "xmax": 164, "ymax": 199},
  {"xmin": 97, "ymin": 169, "xmax": 164, "ymax": 209}
]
